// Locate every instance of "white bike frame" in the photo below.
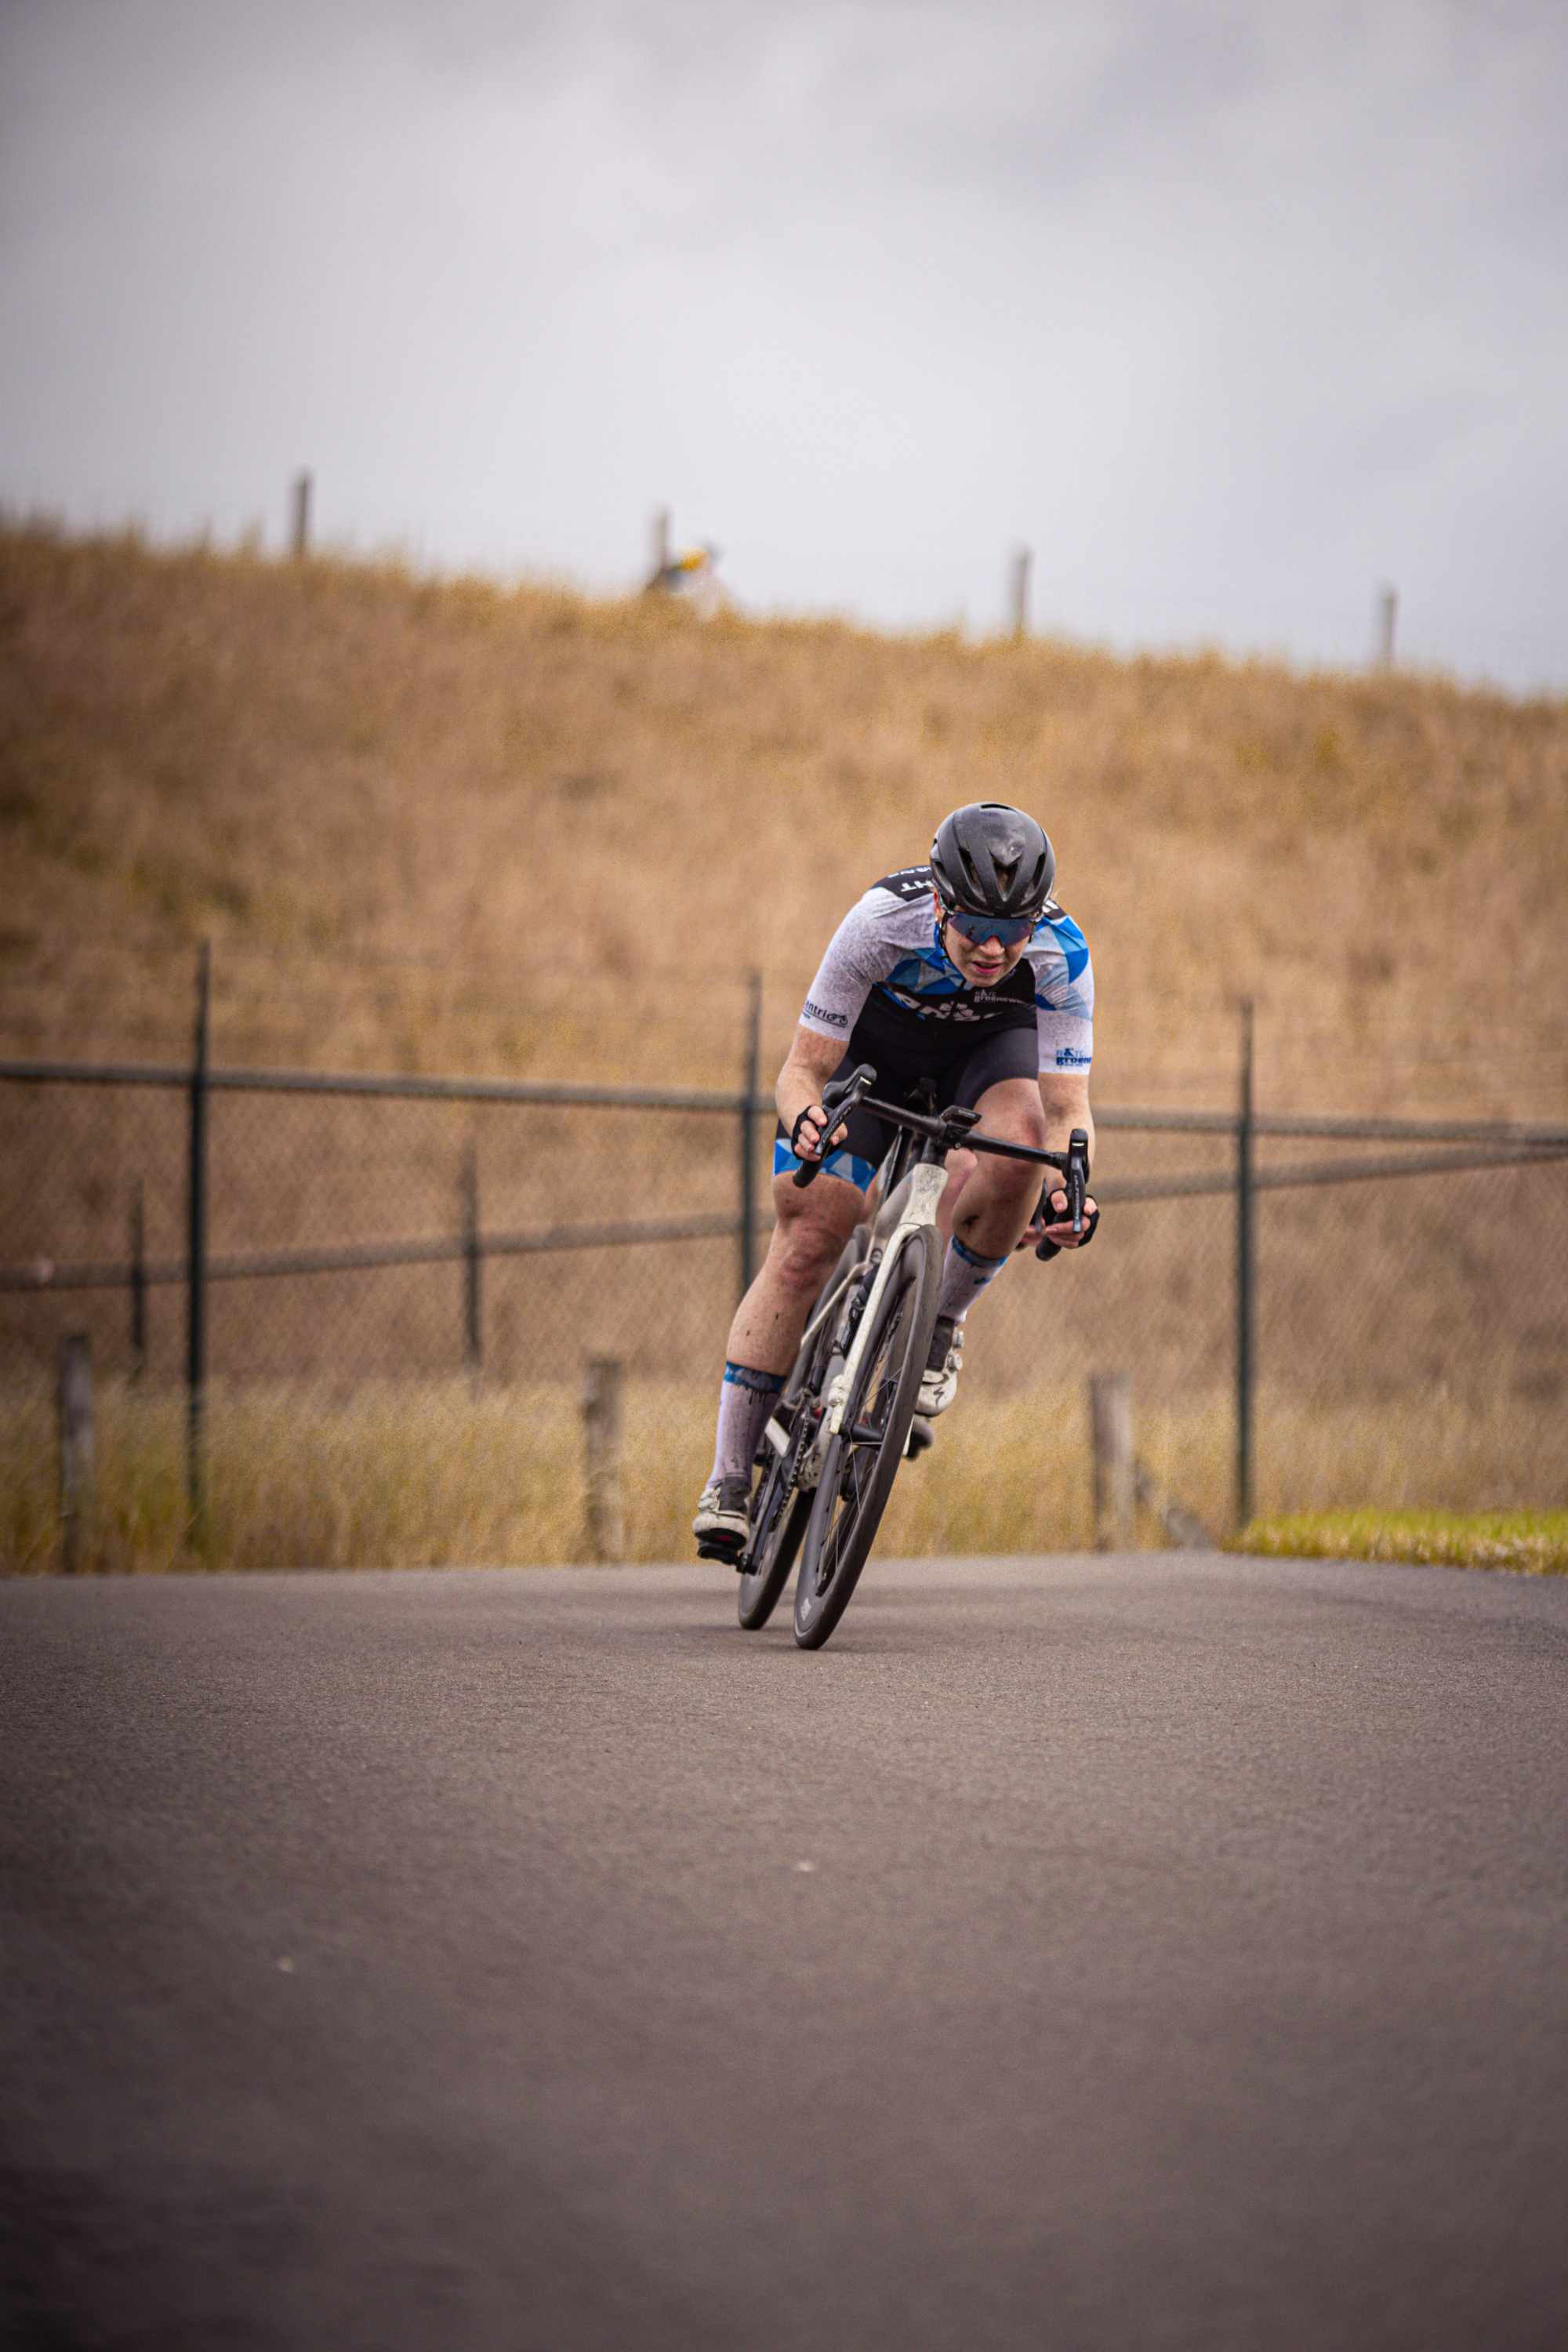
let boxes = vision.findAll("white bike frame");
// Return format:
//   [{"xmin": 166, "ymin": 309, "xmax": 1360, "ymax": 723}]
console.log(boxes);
[
  {"xmin": 819, "ymin": 1159, "xmax": 943, "ymax": 1436},
  {"xmin": 759, "ymin": 1143, "xmax": 942, "ymax": 1489}
]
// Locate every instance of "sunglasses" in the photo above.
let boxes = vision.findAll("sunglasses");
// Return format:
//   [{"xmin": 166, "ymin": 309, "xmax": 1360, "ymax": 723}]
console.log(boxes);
[{"xmin": 942, "ymin": 906, "xmax": 1037, "ymax": 949}]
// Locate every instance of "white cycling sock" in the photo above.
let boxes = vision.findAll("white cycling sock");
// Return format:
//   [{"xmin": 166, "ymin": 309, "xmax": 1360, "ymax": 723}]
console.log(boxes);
[
  {"xmin": 937, "ymin": 1236, "xmax": 1007, "ymax": 1324},
  {"xmin": 710, "ymin": 1362, "xmax": 784, "ymax": 1483}
]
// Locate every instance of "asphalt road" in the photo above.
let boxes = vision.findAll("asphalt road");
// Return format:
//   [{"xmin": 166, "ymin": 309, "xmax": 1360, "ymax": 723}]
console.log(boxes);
[{"xmin": 2, "ymin": 1553, "xmax": 1566, "ymax": 2352}]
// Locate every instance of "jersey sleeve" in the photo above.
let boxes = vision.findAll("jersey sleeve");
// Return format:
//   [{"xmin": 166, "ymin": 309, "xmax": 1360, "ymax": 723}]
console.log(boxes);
[
  {"xmin": 796, "ymin": 892, "xmax": 897, "ymax": 1044},
  {"xmin": 1031, "ymin": 915, "xmax": 1094, "ymax": 1075}
]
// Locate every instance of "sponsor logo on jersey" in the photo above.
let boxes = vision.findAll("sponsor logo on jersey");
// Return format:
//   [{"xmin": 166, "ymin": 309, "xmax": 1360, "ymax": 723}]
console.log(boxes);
[
  {"xmin": 884, "ymin": 989, "xmax": 1011, "ymax": 1023},
  {"xmin": 804, "ymin": 998, "xmax": 848, "ymax": 1028},
  {"xmin": 1054, "ymin": 1045, "xmax": 1092, "ymax": 1067},
  {"xmin": 879, "ymin": 964, "xmax": 1031, "ymax": 1022},
  {"xmin": 874, "ymin": 866, "xmax": 935, "ymax": 902}
]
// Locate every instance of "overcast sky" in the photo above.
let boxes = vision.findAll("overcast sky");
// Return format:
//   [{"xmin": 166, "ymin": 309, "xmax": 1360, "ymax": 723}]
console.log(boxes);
[{"xmin": 2, "ymin": 0, "xmax": 1564, "ymax": 688}]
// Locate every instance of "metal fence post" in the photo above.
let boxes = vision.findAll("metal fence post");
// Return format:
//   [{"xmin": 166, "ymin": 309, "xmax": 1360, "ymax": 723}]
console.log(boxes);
[
  {"xmin": 463, "ymin": 1142, "xmax": 481, "ymax": 1370},
  {"xmin": 739, "ymin": 971, "xmax": 761, "ymax": 1301},
  {"xmin": 1236, "ymin": 1001, "xmax": 1255, "ymax": 1534},
  {"xmin": 187, "ymin": 942, "xmax": 211, "ymax": 1535},
  {"xmin": 129, "ymin": 1178, "xmax": 147, "ymax": 1379}
]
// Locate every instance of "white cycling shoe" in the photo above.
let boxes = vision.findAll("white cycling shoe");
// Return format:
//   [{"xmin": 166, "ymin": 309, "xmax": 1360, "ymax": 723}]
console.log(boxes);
[
  {"xmin": 693, "ymin": 1473, "xmax": 752, "ymax": 1559},
  {"xmin": 917, "ymin": 1318, "xmax": 963, "ymax": 1416}
]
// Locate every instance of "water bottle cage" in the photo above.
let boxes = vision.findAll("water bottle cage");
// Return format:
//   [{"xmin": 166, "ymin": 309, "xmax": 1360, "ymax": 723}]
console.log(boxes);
[{"xmin": 843, "ymin": 1257, "xmax": 879, "ymax": 1344}]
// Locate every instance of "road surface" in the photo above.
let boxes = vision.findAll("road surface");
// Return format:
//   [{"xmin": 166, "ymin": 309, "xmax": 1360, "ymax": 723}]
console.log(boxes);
[{"xmin": 3, "ymin": 1553, "xmax": 1566, "ymax": 2350}]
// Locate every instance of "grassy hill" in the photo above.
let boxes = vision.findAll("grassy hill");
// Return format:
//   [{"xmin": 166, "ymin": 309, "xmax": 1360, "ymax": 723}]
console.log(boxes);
[
  {"xmin": 4, "ymin": 522, "xmax": 1566, "ymax": 1116},
  {"xmin": 3, "ymin": 524, "xmax": 1566, "ymax": 1567}
]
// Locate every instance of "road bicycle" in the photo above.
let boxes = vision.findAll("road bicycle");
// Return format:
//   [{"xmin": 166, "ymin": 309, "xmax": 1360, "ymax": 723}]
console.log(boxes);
[{"xmin": 735, "ymin": 1063, "xmax": 1090, "ymax": 1650}]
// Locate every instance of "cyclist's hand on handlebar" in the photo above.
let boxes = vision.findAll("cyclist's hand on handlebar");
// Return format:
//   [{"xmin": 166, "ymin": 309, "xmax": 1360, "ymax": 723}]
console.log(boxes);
[
  {"xmin": 789, "ymin": 1064, "xmax": 873, "ymax": 1185},
  {"xmin": 789, "ymin": 1102, "xmax": 848, "ymax": 1167},
  {"xmin": 1023, "ymin": 1188, "xmax": 1100, "ymax": 1257}
]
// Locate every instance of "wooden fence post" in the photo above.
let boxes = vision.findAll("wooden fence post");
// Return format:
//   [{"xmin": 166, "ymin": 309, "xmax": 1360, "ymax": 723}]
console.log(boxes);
[
  {"xmin": 58, "ymin": 1334, "xmax": 93, "ymax": 1575},
  {"xmin": 1089, "ymin": 1371, "xmax": 1133, "ymax": 1551},
  {"xmin": 1010, "ymin": 545, "xmax": 1032, "ymax": 640},
  {"xmin": 292, "ymin": 471, "xmax": 312, "ymax": 559},
  {"xmin": 646, "ymin": 507, "xmax": 671, "ymax": 591},
  {"xmin": 1374, "ymin": 583, "xmax": 1397, "ymax": 670},
  {"xmin": 583, "ymin": 1356, "xmax": 626, "ymax": 1561}
]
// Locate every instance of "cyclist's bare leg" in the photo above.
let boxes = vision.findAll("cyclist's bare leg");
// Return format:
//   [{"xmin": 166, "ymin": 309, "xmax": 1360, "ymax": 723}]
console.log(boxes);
[
  {"xmin": 946, "ymin": 1078, "xmax": 1049, "ymax": 1257},
  {"xmin": 935, "ymin": 1149, "xmax": 977, "ymax": 1242},
  {"xmin": 911, "ymin": 1079, "xmax": 1051, "ymax": 1418},
  {"xmin": 724, "ymin": 1168, "xmax": 865, "ymax": 1377}
]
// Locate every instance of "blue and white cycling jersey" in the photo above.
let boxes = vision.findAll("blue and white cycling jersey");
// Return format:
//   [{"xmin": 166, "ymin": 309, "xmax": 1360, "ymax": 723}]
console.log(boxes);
[{"xmin": 797, "ymin": 866, "xmax": 1094, "ymax": 1075}]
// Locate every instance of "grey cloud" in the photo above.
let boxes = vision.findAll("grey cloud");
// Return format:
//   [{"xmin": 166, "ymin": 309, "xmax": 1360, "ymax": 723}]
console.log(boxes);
[{"xmin": 1, "ymin": 0, "xmax": 1564, "ymax": 683}]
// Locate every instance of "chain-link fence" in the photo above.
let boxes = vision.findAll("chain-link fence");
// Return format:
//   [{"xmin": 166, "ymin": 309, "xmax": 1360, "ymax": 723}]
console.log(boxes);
[{"xmin": 3, "ymin": 1024, "xmax": 1566, "ymax": 1566}]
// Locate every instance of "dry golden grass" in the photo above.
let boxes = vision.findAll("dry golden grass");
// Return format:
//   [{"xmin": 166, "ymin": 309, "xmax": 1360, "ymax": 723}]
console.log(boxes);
[
  {"xmin": 1140, "ymin": 1382, "xmax": 1567, "ymax": 1523},
  {"xmin": 2, "ymin": 1374, "xmax": 1093, "ymax": 1573},
  {"xmin": 3, "ymin": 522, "xmax": 1566, "ymax": 1114},
  {"xmin": 5, "ymin": 1371, "xmax": 1559, "ymax": 1576},
  {"xmin": 4, "ymin": 527, "xmax": 1566, "ymax": 1573}
]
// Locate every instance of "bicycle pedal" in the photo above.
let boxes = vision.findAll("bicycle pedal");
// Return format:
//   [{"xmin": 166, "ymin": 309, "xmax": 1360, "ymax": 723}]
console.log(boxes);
[
  {"xmin": 696, "ymin": 1535, "xmax": 747, "ymax": 1565},
  {"xmin": 905, "ymin": 1415, "xmax": 936, "ymax": 1459}
]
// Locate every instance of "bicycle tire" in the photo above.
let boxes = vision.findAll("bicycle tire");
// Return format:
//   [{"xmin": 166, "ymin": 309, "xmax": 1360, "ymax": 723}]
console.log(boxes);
[
  {"xmin": 793, "ymin": 1221, "xmax": 942, "ymax": 1650},
  {"xmin": 735, "ymin": 1234, "xmax": 869, "ymax": 1632},
  {"xmin": 735, "ymin": 1479, "xmax": 811, "ymax": 1629}
]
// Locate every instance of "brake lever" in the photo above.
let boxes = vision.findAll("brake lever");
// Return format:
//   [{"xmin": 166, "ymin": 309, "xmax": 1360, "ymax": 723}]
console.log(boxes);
[
  {"xmin": 1066, "ymin": 1126, "xmax": 1090, "ymax": 1235},
  {"xmin": 1033, "ymin": 1127, "xmax": 1091, "ymax": 1255}
]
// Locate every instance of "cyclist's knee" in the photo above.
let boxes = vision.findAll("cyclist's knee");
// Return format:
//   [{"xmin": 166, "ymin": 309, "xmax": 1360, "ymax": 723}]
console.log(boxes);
[
  {"xmin": 976, "ymin": 1151, "xmax": 1044, "ymax": 1214},
  {"xmin": 962, "ymin": 1127, "xmax": 1045, "ymax": 1225},
  {"xmin": 975, "ymin": 1084, "xmax": 1048, "ymax": 1154},
  {"xmin": 769, "ymin": 1185, "xmax": 859, "ymax": 1296},
  {"xmin": 772, "ymin": 1232, "xmax": 846, "ymax": 1299},
  {"xmin": 942, "ymin": 1148, "xmax": 978, "ymax": 1202},
  {"xmin": 970, "ymin": 1087, "xmax": 1047, "ymax": 1192}
]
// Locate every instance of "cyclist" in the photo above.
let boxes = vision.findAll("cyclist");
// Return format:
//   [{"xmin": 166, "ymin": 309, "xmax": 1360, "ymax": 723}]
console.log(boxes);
[{"xmin": 694, "ymin": 800, "xmax": 1098, "ymax": 1559}]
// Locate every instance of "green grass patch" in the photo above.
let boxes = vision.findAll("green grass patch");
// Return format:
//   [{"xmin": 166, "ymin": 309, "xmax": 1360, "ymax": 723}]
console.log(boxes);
[{"xmin": 1240, "ymin": 1508, "xmax": 1568, "ymax": 1575}]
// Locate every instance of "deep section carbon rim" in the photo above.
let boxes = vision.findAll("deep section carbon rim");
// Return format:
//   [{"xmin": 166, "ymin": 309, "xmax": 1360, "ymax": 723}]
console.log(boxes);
[
  {"xmin": 735, "ymin": 1411, "xmax": 812, "ymax": 1629},
  {"xmin": 793, "ymin": 1222, "xmax": 940, "ymax": 1650},
  {"xmin": 735, "ymin": 1243, "xmax": 866, "ymax": 1632}
]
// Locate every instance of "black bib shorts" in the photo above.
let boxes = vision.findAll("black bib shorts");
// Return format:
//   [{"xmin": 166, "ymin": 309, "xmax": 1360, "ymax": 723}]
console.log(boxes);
[{"xmin": 772, "ymin": 1004, "xmax": 1039, "ymax": 1193}]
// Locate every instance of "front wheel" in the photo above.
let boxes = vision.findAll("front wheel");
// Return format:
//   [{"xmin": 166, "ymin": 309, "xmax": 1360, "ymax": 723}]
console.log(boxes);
[{"xmin": 793, "ymin": 1222, "xmax": 941, "ymax": 1650}]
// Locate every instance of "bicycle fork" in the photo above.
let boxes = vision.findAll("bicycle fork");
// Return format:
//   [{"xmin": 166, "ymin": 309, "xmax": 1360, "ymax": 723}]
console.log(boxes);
[{"xmin": 808, "ymin": 1159, "xmax": 945, "ymax": 1472}]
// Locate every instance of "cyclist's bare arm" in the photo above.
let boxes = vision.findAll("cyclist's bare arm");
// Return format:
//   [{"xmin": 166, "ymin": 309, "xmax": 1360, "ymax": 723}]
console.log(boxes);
[
  {"xmin": 1032, "ymin": 1069, "xmax": 1098, "ymax": 1248},
  {"xmin": 720, "ymin": 1026, "xmax": 862, "ymax": 1377},
  {"xmin": 776, "ymin": 1025, "xmax": 853, "ymax": 1163}
]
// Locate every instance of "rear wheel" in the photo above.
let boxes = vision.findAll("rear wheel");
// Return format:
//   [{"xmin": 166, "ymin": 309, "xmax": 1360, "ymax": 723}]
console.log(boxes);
[
  {"xmin": 735, "ymin": 1470, "xmax": 811, "ymax": 1631},
  {"xmin": 793, "ymin": 1223, "xmax": 941, "ymax": 1650}
]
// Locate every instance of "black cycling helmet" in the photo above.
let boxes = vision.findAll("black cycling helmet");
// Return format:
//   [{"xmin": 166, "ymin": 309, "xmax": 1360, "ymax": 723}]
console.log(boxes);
[{"xmin": 930, "ymin": 802, "xmax": 1055, "ymax": 921}]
